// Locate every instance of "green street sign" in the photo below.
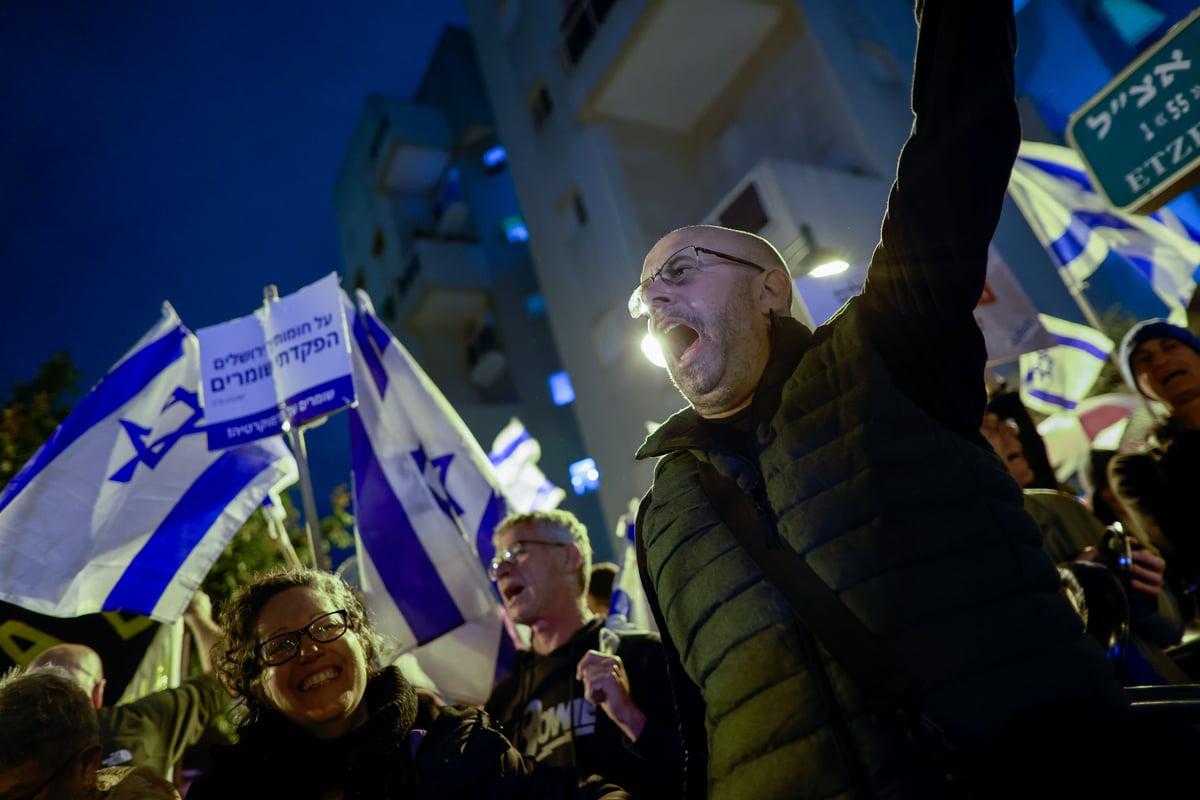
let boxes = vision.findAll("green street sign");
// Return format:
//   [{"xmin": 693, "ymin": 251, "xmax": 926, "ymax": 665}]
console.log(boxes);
[{"xmin": 1066, "ymin": 7, "xmax": 1200, "ymax": 214}]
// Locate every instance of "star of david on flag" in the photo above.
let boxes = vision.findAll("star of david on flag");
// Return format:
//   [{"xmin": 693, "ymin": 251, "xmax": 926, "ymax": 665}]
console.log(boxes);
[
  {"xmin": 0, "ymin": 304, "xmax": 296, "ymax": 622},
  {"xmin": 1019, "ymin": 313, "xmax": 1115, "ymax": 415},
  {"xmin": 345, "ymin": 290, "xmax": 513, "ymax": 704}
]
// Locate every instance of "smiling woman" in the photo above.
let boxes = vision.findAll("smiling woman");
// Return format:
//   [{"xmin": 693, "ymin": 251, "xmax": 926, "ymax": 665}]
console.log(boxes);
[{"xmin": 187, "ymin": 568, "xmax": 626, "ymax": 800}]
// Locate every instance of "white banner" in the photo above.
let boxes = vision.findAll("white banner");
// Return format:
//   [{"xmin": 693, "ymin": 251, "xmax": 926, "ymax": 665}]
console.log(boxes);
[{"xmin": 198, "ymin": 272, "xmax": 355, "ymax": 449}]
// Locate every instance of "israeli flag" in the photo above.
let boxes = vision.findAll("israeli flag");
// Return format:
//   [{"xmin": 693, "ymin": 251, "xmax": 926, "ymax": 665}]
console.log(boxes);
[
  {"xmin": 0, "ymin": 304, "xmax": 296, "ymax": 622},
  {"xmin": 1019, "ymin": 313, "xmax": 1115, "ymax": 415},
  {"xmin": 606, "ymin": 507, "xmax": 655, "ymax": 634},
  {"xmin": 1008, "ymin": 140, "xmax": 1200, "ymax": 319},
  {"xmin": 346, "ymin": 290, "xmax": 512, "ymax": 704},
  {"xmin": 488, "ymin": 418, "xmax": 565, "ymax": 512}
]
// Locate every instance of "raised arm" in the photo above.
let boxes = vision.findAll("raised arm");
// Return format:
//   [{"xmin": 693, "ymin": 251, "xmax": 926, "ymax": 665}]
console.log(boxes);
[
  {"xmin": 860, "ymin": 0, "xmax": 1019, "ymax": 334},
  {"xmin": 855, "ymin": 0, "xmax": 1019, "ymax": 437}
]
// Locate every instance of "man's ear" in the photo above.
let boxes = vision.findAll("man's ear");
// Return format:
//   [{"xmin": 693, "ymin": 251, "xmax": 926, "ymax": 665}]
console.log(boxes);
[
  {"xmin": 563, "ymin": 544, "xmax": 583, "ymax": 572},
  {"xmin": 80, "ymin": 744, "xmax": 102, "ymax": 786},
  {"xmin": 91, "ymin": 678, "xmax": 106, "ymax": 710},
  {"xmin": 759, "ymin": 268, "xmax": 792, "ymax": 314}
]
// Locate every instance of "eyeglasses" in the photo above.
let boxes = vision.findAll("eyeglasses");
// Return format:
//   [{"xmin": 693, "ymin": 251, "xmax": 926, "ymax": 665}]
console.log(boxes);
[
  {"xmin": 255, "ymin": 610, "xmax": 349, "ymax": 666},
  {"xmin": 628, "ymin": 245, "xmax": 768, "ymax": 318},
  {"xmin": 1, "ymin": 746, "xmax": 88, "ymax": 800},
  {"xmin": 488, "ymin": 540, "xmax": 569, "ymax": 581}
]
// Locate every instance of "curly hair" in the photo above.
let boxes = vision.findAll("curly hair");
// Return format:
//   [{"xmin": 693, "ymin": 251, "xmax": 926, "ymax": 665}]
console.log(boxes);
[
  {"xmin": 212, "ymin": 568, "xmax": 384, "ymax": 727},
  {"xmin": 0, "ymin": 666, "xmax": 99, "ymax": 772}
]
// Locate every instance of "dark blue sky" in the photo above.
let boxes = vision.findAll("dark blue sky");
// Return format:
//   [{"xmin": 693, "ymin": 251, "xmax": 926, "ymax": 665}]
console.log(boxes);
[
  {"xmin": 0, "ymin": 3, "xmax": 467, "ymax": 509},
  {"xmin": 0, "ymin": 3, "xmax": 465, "ymax": 388}
]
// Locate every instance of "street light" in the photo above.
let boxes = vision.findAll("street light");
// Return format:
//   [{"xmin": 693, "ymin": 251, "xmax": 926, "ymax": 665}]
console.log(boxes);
[{"xmin": 786, "ymin": 224, "xmax": 849, "ymax": 278}]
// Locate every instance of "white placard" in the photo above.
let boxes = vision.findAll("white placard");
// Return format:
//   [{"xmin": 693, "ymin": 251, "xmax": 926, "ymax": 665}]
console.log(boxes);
[{"xmin": 198, "ymin": 273, "xmax": 355, "ymax": 449}]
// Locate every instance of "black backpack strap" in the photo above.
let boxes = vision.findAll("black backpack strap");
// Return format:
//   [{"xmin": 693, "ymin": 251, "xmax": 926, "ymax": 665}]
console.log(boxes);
[{"xmin": 694, "ymin": 459, "xmax": 921, "ymax": 711}]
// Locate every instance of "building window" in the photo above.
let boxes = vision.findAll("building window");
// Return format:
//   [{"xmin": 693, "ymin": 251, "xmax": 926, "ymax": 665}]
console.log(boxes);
[
  {"xmin": 527, "ymin": 82, "xmax": 554, "ymax": 130},
  {"xmin": 501, "ymin": 215, "xmax": 530, "ymax": 242},
  {"xmin": 559, "ymin": 0, "xmax": 618, "ymax": 69},
  {"xmin": 525, "ymin": 293, "xmax": 546, "ymax": 316},
  {"xmin": 483, "ymin": 145, "xmax": 508, "ymax": 172},
  {"xmin": 718, "ymin": 183, "xmax": 769, "ymax": 234},
  {"xmin": 568, "ymin": 457, "xmax": 600, "ymax": 495},
  {"xmin": 548, "ymin": 371, "xmax": 575, "ymax": 406}
]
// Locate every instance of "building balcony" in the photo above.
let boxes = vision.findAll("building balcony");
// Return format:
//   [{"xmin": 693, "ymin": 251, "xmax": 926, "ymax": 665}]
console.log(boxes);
[
  {"xmin": 576, "ymin": 0, "xmax": 798, "ymax": 135},
  {"xmin": 385, "ymin": 237, "xmax": 494, "ymax": 334}
]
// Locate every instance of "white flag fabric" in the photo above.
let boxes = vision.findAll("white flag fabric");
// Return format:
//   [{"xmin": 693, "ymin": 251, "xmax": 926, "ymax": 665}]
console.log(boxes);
[
  {"xmin": 0, "ymin": 304, "xmax": 296, "ymax": 622},
  {"xmin": 488, "ymin": 418, "xmax": 565, "ymax": 512},
  {"xmin": 1019, "ymin": 314, "xmax": 1115, "ymax": 415},
  {"xmin": 975, "ymin": 245, "xmax": 1057, "ymax": 364},
  {"xmin": 1036, "ymin": 393, "xmax": 1147, "ymax": 483},
  {"xmin": 1008, "ymin": 140, "xmax": 1200, "ymax": 319},
  {"xmin": 346, "ymin": 290, "xmax": 513, "ymax": 703},
  {"xmin": 606, "ymin": 507, "xmax": 656, "ymax": 634}
]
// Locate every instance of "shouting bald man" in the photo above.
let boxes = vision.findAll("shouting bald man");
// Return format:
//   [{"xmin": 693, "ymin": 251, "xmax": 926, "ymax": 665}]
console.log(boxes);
[{"xmin": 624, "ymin": 1, "xmax": 1179, "ymax": 797}]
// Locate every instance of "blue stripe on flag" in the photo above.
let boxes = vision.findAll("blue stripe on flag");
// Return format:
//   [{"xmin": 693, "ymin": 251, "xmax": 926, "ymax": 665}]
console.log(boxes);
[
  {"xmin": 1049, "ymin": 228, "xmax": 1085, "ymax": 267},
  {"xmin": 349, "ymin": 411, "xmax": 466, "ymax": 644},
  {"xmin": 362, "ymin": 306, "xmax": 394, "ymax": 356},
  {"xmin": 1051, "ymin": 334, "xmax": 1109, "ymax": 361},
  {"xmin": 1073, "ymin": 210, "xmax": 1134, "ymax": 231},
  {"xmin": 474, "ymin": 491, "xmax": 508, "ymax": 572},
  {"xmin": 1020, "ymin": 156, "xmax": 1093, "ymax": 190},
  {"xmin": 1025, "ymin": 388, "xmax": 1078, "ymax": 410},
  {"xmin": 489, "ymin": 428, "xmax": 532, "ymax": 466},
  {"xmin": 0, "ymin": 327, "xmax": 188, "ymax": 514},
  {"xmin": 103, "ymin": 443, "xmax": 280, "ymax": 614},
  {"xmin": 351, "ymin": 312, "xmax": 388, "ymax": 398}
]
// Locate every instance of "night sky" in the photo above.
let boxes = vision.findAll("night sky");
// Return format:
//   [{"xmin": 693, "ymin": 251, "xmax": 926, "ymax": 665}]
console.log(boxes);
[{"xmin": 1, "ymin": 3, "xmax": 468, "ymax": 510}]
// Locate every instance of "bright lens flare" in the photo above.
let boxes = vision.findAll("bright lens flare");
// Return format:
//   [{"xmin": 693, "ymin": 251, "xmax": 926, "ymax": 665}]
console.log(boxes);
[
  {"xmin": 808, "ymin": 259, "xmax": 850, "ymax": 278},
  {"xmin": 641, "ymin": 333, "xmax": 667, "ymax": 368}
]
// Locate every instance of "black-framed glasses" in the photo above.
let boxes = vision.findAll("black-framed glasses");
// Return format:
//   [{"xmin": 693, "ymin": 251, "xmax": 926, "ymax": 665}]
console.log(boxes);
[
  {"xmin": 255, "ymin": 610, "xmax": 349, "ymax": 666},
  {"xmin": 628, "ymin": 245, "xmax": 768, "ymax": 318},
  {"xmin": 1, "ymin": 745, "xmax": 88, "ymax": 800},
  {"xmin": 488, "ymin": 540, "xmax": 569, "ymax": 581}
]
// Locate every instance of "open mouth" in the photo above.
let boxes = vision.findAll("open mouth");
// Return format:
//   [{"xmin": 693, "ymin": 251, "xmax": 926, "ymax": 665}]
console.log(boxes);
[
  {"xmin": 502, "ymin": 584, "xmax": 524, "ymax": 602},
  {"xmin": 299, "ymin": 667, "xmax": 340, "ymax": 692},
  {"xmin": 1162, "ymin": 369, "xmax": 1187, "ymax": 386},
  {"xmin": 661, "ymin": 322, "xmax": 700, "ymax": 363}
]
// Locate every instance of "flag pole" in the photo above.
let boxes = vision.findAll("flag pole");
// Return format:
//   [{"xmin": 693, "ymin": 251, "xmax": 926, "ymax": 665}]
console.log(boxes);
[
  {"xmin": 261, "ymin": 495, "xmax": 304, "ymax": 571},
  {"xmin": 285, "ymin": 421, "xmax": 329, "ymax": 570},
  {"xmin": 264, "ymin": 284, "xmax": 329, "ymax": 571}
]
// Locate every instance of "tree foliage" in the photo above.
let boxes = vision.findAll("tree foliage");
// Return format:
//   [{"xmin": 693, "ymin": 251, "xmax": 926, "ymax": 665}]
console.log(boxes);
[{"xmin": 0, "ymin": 352, "xmax": 80, "ymax": 490}]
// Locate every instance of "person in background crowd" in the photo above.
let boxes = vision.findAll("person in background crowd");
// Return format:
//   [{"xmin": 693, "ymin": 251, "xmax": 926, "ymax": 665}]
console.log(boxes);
[
  {"xmin": 1110, "ymin": 320, "xmax": 1200, "ymax": 616},
  {"xmin": 981, "ymin": 412, "xmax": 1187, "ymax": 683},
  {"xmin": 586, "ymin": 562, "xmax": 619, "ymax": 617},
  {"xmin": 984, "ymin": 385, "xmax": 1063, "ymax": 490},
  {"xmin": 486, "ymin": 510, "xmax": 683, "ymax": 798},
  {"xmin": 627, "ymin": 0, "xmax": 1195, "ymax": 796},
  {"xmin": 28, "ymin": 589, "xmax": 230, "ymax": 778},
  {"xmin": 187, "ymin": 567, "xmax": 625, "ymax": 800},
  {"xmin": 0, "ymin": 666, "xmax": 179, "ymax": 799}
]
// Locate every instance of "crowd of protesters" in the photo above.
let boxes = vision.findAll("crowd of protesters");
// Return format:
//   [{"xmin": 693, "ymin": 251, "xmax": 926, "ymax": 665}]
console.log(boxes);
[{"xmin": 8, "ymin": 0, "xmax": 1200, "ymax": 796}]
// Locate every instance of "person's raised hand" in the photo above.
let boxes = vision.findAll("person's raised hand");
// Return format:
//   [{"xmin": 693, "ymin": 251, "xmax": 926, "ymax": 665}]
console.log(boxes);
[{"xmin": 576, "ymin": 649, "xmax": 645, "ymax": 741}]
